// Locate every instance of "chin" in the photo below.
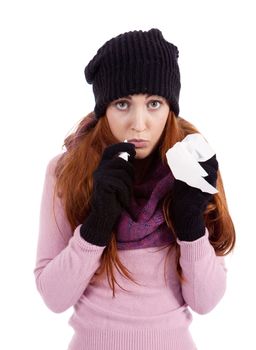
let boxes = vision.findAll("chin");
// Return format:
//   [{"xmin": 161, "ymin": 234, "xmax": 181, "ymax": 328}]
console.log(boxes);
[
  {"xmin": 134, "ymin": 149, "xmax": 152, "ymax": 160},
  {"xmin": 135, "ymin": 155, "xmax": 146, "ymax": 160}
]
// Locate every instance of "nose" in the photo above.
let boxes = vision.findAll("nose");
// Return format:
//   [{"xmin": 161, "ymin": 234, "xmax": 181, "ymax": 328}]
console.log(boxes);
[{"xmin": 131, "ymin": 107, "xmax": 147, "ymax": 132}]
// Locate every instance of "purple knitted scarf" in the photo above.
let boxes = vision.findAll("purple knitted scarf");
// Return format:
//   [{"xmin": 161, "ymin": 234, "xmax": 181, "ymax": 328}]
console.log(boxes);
[
  {"xmin": 115, "ymin": 154, "xmax": 176, "ymax": 250},
  {"xmin": 73, "ymin": 116, "xmax": 175, "ymax": 250}
]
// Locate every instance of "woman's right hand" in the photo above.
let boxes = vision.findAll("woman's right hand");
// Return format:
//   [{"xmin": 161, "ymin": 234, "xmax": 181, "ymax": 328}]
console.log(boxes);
[{"xmin": 80, "ymin": 142, "xmax": 136, "ymax": 246}]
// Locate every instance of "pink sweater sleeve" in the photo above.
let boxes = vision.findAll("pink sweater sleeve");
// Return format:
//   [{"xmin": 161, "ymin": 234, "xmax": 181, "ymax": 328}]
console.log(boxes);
[
  {"xmin": 33, "ymin": 154, "xmax": 105, "ymax": 313},
  {"xmin": 177, "ymin": 230, "xmax": 227, "ymax": 314}
]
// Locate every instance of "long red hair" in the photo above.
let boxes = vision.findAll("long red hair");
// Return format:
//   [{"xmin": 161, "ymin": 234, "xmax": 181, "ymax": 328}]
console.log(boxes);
[{"xmin": 54, "ymin": 110, "xmax": 236, "ymax": 296}]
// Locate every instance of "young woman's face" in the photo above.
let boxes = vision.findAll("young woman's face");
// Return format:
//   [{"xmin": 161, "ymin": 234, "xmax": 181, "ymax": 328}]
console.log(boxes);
[{"xmin": 106, "ymin": 94, "xmax": 170, "ymax": 159}]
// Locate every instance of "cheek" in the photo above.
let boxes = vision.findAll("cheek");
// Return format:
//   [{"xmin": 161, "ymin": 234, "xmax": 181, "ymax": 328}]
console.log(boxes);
[
  {"xmin": 107, "ymin": 116, "xmax": 118, "ymax": 131},
  {"xmin": 109, "ymin": 120, "xmax": 126, "ymax": 140}
]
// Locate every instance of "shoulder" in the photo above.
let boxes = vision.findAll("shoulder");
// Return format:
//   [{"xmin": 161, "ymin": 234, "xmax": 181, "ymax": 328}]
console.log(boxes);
[{"xmin": 45, "ymin": 152, "xmax": 66, "ymax": 177}]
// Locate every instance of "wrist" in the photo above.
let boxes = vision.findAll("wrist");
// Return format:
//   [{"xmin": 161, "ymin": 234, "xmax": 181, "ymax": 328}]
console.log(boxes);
[
  {"xmin": 174, "ymin": 214, "xmax": 205, "ymax": 242},
  {"xmin": 80, "ymin": 210, "xmax": 118, "ymax": 246}
]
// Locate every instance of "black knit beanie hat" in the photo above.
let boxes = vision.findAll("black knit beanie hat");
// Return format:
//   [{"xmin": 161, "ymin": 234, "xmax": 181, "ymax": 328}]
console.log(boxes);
[{"xmin": 84, "ymin": 28, "xmax": 181, "ymax": 119}]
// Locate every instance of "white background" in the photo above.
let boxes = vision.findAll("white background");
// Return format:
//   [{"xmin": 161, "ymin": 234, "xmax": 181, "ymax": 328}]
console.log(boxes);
[{"xmin": 0, "ymin": 0, "xmax": 255, "ymax": 349}]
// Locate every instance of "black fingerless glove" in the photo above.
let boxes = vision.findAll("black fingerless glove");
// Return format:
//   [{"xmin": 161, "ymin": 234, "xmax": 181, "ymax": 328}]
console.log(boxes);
[
  {"xmin": 80, "ymin": 142, "xmax": 136, "ymax": 246},
  {"xmin": 169, "ymin": 155, "xmax": 219, "ymax": 241}
]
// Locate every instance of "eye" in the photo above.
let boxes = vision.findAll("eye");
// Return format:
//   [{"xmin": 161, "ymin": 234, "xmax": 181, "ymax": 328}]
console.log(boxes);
[
  {"xmin": 148, "ymin": 100, "xmax": 162, "ymax": 109},
  {"xmin": 115, "ymin": 100, "xmax": 129, "ymax": 110}
]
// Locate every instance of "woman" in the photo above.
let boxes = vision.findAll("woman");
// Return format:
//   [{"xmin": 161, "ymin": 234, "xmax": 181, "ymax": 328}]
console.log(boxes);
[{"xmin": 34, "ymin": 28, "xmax": 235, "ymax": 350}]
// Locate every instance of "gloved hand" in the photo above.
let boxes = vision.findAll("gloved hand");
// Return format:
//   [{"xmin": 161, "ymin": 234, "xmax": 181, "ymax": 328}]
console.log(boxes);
[
  {"xmin": 169, "ymin": 155, "xmax": 219, "ymax": 241},
  {"xmin": 80, "ymin": 142, "xmax": 136, "ymax": 246}
]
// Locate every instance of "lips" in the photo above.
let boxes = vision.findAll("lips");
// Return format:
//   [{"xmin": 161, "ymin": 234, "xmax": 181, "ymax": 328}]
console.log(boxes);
[
  {"xmin": 127, "ymin": 139, "xmax": 148, "ymax": 142},
  {"xmin": 127, "ymin": 139, "xmax": 149, "ymax": 148}
]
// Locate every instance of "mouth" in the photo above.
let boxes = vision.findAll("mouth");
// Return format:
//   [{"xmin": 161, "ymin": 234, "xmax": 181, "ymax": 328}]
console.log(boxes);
[
  {"xmin": 127, "ymin": 139, "xmax": 149, "ymax": 148},
  {"xmin": 128, "ymin": 138, "xmax": 148, "ymax": 142}
]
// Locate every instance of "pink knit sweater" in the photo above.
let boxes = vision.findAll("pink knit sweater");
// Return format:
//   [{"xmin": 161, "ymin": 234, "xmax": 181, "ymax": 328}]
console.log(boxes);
[{"xmin": 34, "ymin": 154, "xmax": 227, "ymax": 350}]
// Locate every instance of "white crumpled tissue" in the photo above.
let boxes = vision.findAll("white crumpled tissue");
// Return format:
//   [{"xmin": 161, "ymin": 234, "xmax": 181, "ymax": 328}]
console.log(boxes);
[{"xmin": 166, "ymin": 133, "xmax": 218, "ymax": 194}]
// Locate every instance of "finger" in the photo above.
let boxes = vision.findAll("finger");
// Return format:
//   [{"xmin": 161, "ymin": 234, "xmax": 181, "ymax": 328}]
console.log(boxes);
[
  {"xmin": 102, "ymin": 143, "xmax": 136, "ymax": 160},
  {"xmin": 199, "ymin": 155, "xmax": 219, "ymax": 172},
  {"xmin": 103, "ymin": 158, "xmax": 135, "ymax": 178},
  {"xmin": 97, "ymin": 169, "xmax": 134, "ymax": 193}
]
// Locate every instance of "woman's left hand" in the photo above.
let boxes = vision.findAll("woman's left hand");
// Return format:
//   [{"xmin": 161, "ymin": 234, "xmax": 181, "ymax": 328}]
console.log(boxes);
[{"xmin": 169, "ymin": 155, "xmax": 219, "ymax": 241}]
